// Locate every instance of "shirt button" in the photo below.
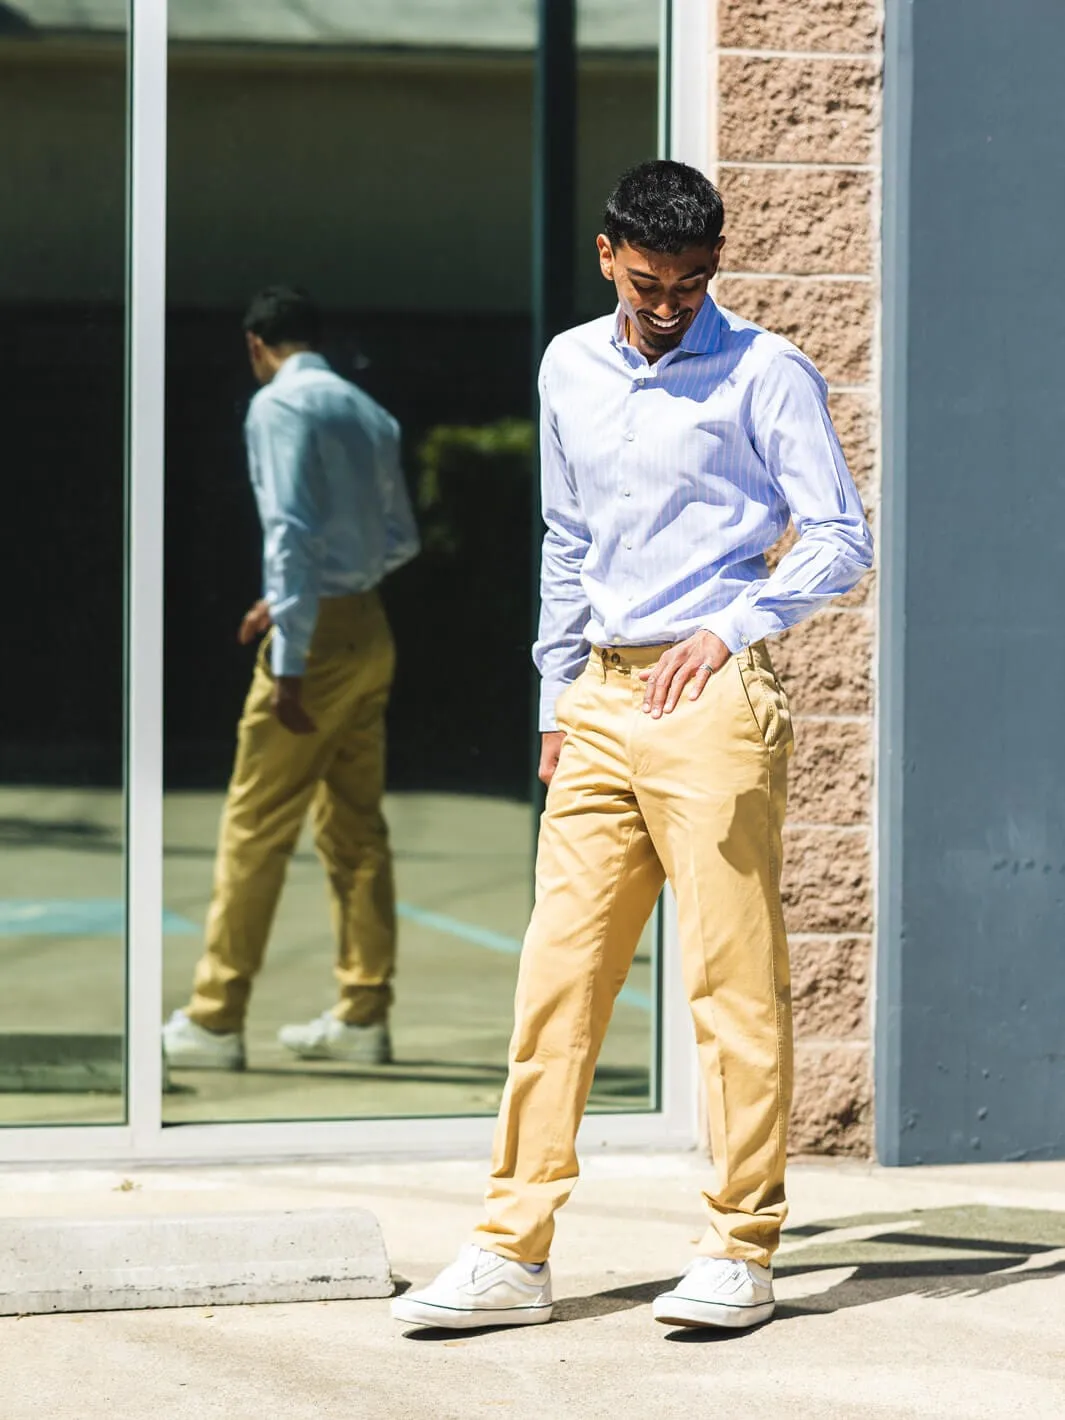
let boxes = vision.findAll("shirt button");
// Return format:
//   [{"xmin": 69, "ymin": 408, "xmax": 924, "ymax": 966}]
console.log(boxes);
[
  {"xmin": 622, "ymin": 488, "xmax": 631, "ymax": 497},
  {"xmin": 624, "ymin": 538, "xmax": 633, "ymax": 550},
  {"xmin": 624, "ymin": 431, "xmax": 635, "ymax": 442}
]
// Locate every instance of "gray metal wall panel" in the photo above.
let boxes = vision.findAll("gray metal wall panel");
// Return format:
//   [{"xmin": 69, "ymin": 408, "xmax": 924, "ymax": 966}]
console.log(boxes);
[{"xmin": 880, "ymin": 0, "xmax": 1065, "ymax": 1163}]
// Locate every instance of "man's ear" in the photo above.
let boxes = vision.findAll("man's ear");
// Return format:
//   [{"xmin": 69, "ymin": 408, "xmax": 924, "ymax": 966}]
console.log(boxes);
[
  {"xmin": 708, "ymin": 236, "xmax": 726, "ymax": 281},
  {"xmin": 596, "ymin": 234, "xmax": 615, "ymax": 283}
]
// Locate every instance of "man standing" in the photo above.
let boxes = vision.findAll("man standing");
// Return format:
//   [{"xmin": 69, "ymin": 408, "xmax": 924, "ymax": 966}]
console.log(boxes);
[
  {"xmin": 393, "ymin": 162, "xmax": 872, "ymax": 1332},
  {"xmin": 164, "ymin": 286, "xmax": 419, "ymax": 1071}
]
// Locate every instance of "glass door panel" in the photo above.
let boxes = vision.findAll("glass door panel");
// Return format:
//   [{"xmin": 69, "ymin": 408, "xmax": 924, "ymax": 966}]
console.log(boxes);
[
  {"xmin": 0, "ymin": 11, "xmax": 128, "ymax": 1125},
  {"xmin": 162, "ymin": 1, "xmax": 661, "ymax": 1125}
]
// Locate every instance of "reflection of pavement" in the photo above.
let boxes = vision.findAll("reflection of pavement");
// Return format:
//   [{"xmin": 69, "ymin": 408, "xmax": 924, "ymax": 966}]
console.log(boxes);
[
  {"xmin": 0, "ymin": 789, "xmax": 653, "ymax": 1127},
  {"xmin": 0, "ymin": 1157, "xmax": 1062, "ymax": 1417}
]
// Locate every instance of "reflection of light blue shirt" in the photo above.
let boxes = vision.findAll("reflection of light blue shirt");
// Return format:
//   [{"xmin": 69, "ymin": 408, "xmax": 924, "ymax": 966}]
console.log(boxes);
[
  {"xmin": 245, "ymin": 352, "xmax": 420, "ymax": 676},
  {"xmin": 534, "ymin": 299, "xmax": 873, "ymax": 729}
]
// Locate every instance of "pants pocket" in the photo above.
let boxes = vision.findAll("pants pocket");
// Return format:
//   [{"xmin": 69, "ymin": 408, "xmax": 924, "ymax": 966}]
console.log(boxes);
[{"xmin": 736, "ymin": 648, "xmax": 793, "ymax": 754}]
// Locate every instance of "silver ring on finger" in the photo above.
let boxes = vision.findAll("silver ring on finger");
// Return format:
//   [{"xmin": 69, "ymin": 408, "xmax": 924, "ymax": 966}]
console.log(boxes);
[{"xmin": 699, "ymin": 662, "xmax": 714, "ymax": 675}]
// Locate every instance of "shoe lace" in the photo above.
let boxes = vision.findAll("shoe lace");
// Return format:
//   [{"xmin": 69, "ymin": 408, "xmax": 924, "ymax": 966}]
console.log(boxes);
[
  {"xmin": 452, "ymin": 1245, "xmax": 500, "ymax": 1285},
  {"xmin": 684, "ymin": 1256, "xmax": 747, "ymax": 1286},
  {"xmin": 303, "ymin": 1013, "xmax": 336, "ymax": 1044}
]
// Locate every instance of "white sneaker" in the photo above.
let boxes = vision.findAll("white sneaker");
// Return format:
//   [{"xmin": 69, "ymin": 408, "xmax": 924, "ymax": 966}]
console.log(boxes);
[
  {"xmin": 653, "ymin": 1257, "xmax": 775, "ymax": 1330},
  {"xmin": 391, "ymin": 1246, "xmax": 553, "ymax": 1330},
  {"xmin": 278, "ymin": 1012, "xmax": 392, "ymax": 1064},
  {"xmin": 162, "ymin": 1010, "xmax": 245, "ymax": 1071}
]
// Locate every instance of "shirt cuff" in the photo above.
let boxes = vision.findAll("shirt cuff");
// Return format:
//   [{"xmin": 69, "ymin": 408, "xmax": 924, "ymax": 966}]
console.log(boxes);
[
  {"xmin": 270, "ymin": 629, "xmax": 309, "ymax": 678},
  {"xmin": 702, "ymin": 597, "xmax": 769, "ymax": 656},
  {"xmin": 539, "ymin": 679, "xmax": 570, "ymax": 733}
]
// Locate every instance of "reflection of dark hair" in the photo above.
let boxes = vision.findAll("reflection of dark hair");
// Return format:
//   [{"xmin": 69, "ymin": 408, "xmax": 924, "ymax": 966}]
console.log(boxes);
[
  {"xmin": 243, "ymin": 286, "xmax": 321, "ymax": 347},
  {"xmin": 604, "ymin": 160, "xmax": 725, "ymax": 254}
]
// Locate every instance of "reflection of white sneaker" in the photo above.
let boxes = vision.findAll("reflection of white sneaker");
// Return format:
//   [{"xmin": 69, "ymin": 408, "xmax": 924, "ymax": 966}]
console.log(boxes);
[
  {"xmin": 653, "ymin": 1257, "xmax": 775, "ymax": 1330},
  {"xmin": 391, "ymin": 1246, "xmax": 553, "ymax": 1330},
  {"xmin": 162, "ymin": 1010, "xmax": 245, "ymax": 1071},
  {"xmin": 278, "ymin": 1013, "xmax": 392, "ymax": 1064}
]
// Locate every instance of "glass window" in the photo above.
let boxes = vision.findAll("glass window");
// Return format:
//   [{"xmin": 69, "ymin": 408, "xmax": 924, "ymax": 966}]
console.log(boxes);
[
  {"xmin": 0, "ymin": 9, "xmax": 128, "ymax": 1124},
  {"xmin": 162, "ymin": 1, "xmax": 661, "ymax": 1125}
]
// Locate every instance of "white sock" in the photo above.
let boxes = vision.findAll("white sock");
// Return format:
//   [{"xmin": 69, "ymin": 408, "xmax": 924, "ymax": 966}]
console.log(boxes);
[{"xmin": 520, "ymin": 1262, "xmax": 545, "ymax": 1273}]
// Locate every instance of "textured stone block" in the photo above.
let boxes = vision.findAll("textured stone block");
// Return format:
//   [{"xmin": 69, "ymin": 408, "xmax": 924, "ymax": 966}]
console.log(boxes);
[
  {"xmin": 828, "ymin": 390, "xmax": 877, "ymax": 497},
  {"xmin": 788, "ymin": 717, "xmax": 871, "ymax": 826},
  {"xmin": 721, "ymin": 167, "xmax": 873, "ymax": 276},
  {"xmin": 782, "ymin": 826, "xmax": 871, "ymax": 933},
  {"xmin": 719, "ymin": 55, "xmax": 879, "ymax": 164},
  {"xmin": 719, "ymin": 0, "xmax": 881, "ymax": 55},
  {"xmin": 715, "ymin": 277, "xmax": 873, "ymax": 385},
  {"xmin": 790, "ymin": 934, "xmax": 871, "ymax": 1038},
  {"xmin": 790, "ymin": 1042, "xmax": 872, "ymax": 1155},
  {"xmin": 773, "ymin": 610, "xmax": 873, "ymax": 715}
]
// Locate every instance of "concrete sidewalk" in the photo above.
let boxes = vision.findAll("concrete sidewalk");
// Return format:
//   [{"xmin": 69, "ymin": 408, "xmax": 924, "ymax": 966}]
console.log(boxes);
[{"xmin": 0, "ymin": 1152, "xmax": 1063, "ymax": 1419}]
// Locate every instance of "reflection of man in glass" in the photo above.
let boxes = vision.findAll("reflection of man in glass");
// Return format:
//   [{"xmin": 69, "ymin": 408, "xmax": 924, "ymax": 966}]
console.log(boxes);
[
  {"xmin": 164, "ymin": 287, "xmax": 419, "ymax": 1071},
  {"xmin": 393, "ymin": 163, "xmax": 872, "ymax": 1333}
]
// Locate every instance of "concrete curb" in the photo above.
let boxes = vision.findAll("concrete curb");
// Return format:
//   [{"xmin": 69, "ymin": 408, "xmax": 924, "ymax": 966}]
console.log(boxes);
[
  {"xmin": 0, "ymin": 1033, "xmax": 125, "ymax": 1093},
  {"xmin": 1, "ymin": 1207, "xmax": 393, "ymax": 1315}
]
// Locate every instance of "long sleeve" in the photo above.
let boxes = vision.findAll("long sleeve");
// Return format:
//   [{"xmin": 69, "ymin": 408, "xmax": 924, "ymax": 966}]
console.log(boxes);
[
  {"xmin": 377, "ymin": 417, "xmax": 421, "ymax": 576},
  {"xmin": 532, "ymin": 351, "xmax": 593, "ymax": 731},
  {"xmin": 707, "ymin": 351, "xmax": 874, "ymax": 653},
  {"xmin": 246, "ymin": 395, "xmax": 325, "ymax": 677}
]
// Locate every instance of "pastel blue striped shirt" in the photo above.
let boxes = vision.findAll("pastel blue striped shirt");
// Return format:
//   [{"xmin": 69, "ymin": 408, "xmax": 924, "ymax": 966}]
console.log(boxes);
[
  {"xmin": 534, "ymin": 297, "xmax": 873, "ymax": 729},
  {"xmin": 245, "ymin": 352, "xmax": 420, "ymax": 676}
]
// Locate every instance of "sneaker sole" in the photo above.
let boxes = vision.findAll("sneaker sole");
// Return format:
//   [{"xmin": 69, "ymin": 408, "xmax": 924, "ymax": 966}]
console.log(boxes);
[
  {"xmin": 391, "ymin": 1297, "xmax": 553, "ymax": 1329},
  {"xmin": 652, "ymin": 1297, "xmax": 775, "ymax": 1330}
]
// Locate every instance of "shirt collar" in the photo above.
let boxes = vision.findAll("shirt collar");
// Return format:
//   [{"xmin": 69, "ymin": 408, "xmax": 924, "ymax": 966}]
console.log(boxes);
[
  {"xmin": 609, "ymin": 295, "xmax": 722, "ymax": 360},
  {"xmin": 272, "ymin": 350, "xmax": 330, "ymax": 384}
]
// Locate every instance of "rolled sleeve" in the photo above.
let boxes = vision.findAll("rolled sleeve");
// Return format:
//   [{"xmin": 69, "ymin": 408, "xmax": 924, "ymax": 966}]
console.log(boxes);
[{"xmin": 705, "ymin": 351, "xmax": 873, "ymax": 649}]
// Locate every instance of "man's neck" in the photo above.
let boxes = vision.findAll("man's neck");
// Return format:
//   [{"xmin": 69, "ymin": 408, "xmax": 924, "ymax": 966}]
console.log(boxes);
[{"xmin": 262, "ymin": 344, "xmax": 314, "ymax": 383}]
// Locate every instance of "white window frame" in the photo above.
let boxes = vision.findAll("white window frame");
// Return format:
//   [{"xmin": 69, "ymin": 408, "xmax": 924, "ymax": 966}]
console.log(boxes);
[{"xmin": 0, "ymin": 0, "xmax": 704, "ymax": 1165}]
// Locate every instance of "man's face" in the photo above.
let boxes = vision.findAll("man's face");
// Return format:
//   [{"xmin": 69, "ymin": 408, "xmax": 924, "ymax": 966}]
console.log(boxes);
[{"xmin": 597, "ymin": 237, "xmax": 725, "ymax": 359}]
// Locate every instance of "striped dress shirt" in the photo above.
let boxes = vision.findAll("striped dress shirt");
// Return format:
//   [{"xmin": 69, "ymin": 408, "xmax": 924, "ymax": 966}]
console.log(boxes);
[
  {"xmin": 534, "ymin": 297, "xmax": 873, "ymax": 730},
  {"xmin": 246, "ymin": 352, "xmax": 420, "ymax": 676}
]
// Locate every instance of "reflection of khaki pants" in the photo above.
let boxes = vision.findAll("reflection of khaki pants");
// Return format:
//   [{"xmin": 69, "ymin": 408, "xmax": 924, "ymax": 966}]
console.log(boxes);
[
  {"xmin": 186, "ymin": 592, "xmax": 397, "ymax": 1034},
  {"xmin": 471, "ymin": 642, "xmax": 794, "ymax": 1268}
]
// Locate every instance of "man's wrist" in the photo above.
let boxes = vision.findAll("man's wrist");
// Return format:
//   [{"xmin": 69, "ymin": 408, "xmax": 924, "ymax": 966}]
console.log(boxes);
[{"xmin": 699, "ymin": 618, "xmax": 749, "ymax": 658}]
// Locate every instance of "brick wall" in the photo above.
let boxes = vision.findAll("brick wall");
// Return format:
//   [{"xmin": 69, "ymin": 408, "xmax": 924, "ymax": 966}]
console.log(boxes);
[{"xmin": 711, "ymin": 0, "xmax": 883, "ymax": 1153}]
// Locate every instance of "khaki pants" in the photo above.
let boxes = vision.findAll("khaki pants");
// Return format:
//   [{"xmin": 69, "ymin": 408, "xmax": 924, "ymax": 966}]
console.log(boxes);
[
  {"xmin": 185, "ymin": 592, "xmax": 397, "ymax": 1033},
  {"xmin": 471, "ymin": 641, "xmax": 793, "ymax": 1268}
]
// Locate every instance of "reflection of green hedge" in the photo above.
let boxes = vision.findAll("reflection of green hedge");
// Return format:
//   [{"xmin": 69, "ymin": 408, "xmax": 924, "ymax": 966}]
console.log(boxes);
[{"xmin": 416, "ymin": 419, "xmax": 534, "ymax": 558}]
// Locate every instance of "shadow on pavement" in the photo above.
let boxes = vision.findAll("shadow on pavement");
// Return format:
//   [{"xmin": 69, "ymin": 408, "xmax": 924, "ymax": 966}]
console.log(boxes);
[{"xmin": 557, "ymin": 1204, "xmax": 1065, "ymax": 1339}]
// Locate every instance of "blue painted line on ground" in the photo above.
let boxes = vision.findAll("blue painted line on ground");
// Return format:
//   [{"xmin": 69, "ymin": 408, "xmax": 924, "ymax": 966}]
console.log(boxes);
[
  {"xmin": 0, "ymin": 898, "xmax": 652, "ymax": 1012},
  {"xmin": 0, "ymin": 901, "xmax": 197, "ymax": 936},
  {"xmin": 396, "ymin": 900, "xmax": 652, "ymax": 1013}
]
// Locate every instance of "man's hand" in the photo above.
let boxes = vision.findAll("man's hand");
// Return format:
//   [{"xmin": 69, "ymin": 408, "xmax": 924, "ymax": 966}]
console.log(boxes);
[
  {"xmin": 272, "ymin": 676, "xmax": 317, "ymax": 735},
  {"xmin": 539, "ymin": 730, "xmax": 566, "ymax": 786},
  {"xmin": 238, "ymin": 599, "xmax": 272, "ymax": 645},
  {"xmin": 638, "ymin": 629, "xmax": 731, "ymax": 719}
]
